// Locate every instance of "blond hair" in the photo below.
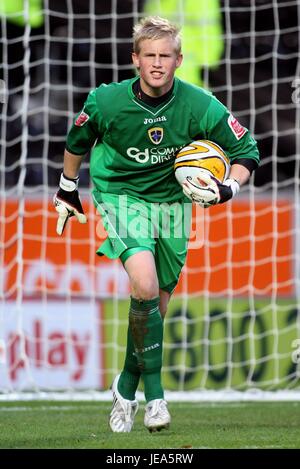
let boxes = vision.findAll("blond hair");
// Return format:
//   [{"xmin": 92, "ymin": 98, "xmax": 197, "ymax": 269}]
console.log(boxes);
[{"xmin": 133, "ymin": 16, "xmax": 181, "ymax": 55}]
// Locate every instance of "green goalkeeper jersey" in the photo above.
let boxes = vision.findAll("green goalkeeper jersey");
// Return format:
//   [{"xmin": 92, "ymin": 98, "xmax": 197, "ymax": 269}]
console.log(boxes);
[{"xmin": 66, "ymin": 77, "xmax": 260, "ymax": 203}]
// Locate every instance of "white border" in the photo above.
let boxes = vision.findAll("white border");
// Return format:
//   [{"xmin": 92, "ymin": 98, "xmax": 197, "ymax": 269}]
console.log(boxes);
[{"xmin": 1, "ymin": 390, "xmax": 300, "ymax": 402}]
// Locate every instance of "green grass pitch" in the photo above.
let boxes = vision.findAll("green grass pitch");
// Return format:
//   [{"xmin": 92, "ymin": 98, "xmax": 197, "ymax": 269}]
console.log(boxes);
[{"xmin": 0, "ymin": 401, "xmax": 299, "ymax": 449}]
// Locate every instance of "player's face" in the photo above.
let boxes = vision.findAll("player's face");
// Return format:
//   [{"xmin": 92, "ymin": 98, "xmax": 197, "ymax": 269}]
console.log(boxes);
[{"xmin": 132, "ymin": 37, "xmax": 183, "ymax": 97}]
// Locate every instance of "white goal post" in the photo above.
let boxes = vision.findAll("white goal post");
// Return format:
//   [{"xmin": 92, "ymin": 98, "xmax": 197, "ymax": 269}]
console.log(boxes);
[{"xmin": 0, "ymin": 0, "xmax": 300, "ymax": 400}]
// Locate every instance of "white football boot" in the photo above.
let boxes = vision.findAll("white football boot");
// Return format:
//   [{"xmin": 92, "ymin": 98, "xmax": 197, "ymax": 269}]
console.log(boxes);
[
  {"xmin": 109, "ymin": 374, "xmax": 139, "ymax": 433},
  {"xmin": 144, "ymin": 399, "xmax": 171, "ymax": 432}
]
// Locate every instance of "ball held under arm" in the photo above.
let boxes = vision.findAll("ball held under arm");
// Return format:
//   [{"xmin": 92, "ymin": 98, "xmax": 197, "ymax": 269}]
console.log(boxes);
[{"xmin": 182, "ymin": 171, "xmax": 240, "ymax": 208}]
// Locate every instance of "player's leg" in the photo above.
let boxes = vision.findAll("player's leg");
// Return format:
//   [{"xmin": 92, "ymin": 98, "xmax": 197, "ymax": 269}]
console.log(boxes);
[
  {"xmin": 123, "ymin": 249, "xmax": 159, "ymax": 299},
  {"xmin": 116, "ymin": 247, "xmax": 159, "ymax": 400},
  {"xmin": 123, "ymin": 250, "xmax": 164, "ymax": 394},
  {"xmin": 110, "ymin": 250, "xmax": 173, "ymax": 433},
  {"xmin": 110, "ymin": 248, "xmax": 159, "ymax": 433},
  {"xmin": 123, "ymin": 249, "xmax": 169, "ymax": 432},
  {"xmin": 143, "ymin": 200, "xmax": 191, "ymax": 432},
  {"xmin": 93, "ymin": 193, "xmax": 156, "ymax": 432},
  {"xmin": 93, "ymin": 192, "xmax": 178, "ymax": 432},
  {"xmin": 138, "ymin": 287, "xmax": 171, "ymax": 432}
]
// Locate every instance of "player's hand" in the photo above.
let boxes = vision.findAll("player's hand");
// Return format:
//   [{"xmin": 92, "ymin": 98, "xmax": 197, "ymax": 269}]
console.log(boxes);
[
  {"xmin": 182, "ymin": 172, "xmax": 240, "ymax": 208},
  {"xmin": 53, "ymin": 173, "xmax": 87, "ymax": 235}
]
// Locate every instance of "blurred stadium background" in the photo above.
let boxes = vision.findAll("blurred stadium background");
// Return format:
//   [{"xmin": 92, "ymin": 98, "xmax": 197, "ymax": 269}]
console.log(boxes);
[{"xmin": 0, "ymin": 0, "xmax": 300, "ymax": 400}]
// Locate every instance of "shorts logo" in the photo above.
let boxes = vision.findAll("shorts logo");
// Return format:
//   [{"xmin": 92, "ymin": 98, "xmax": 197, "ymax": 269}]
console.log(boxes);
[
  {"xmin": 227, "ymin": 114, "xmax": 247, "ymax": 140},
  {"xmin": 148, "ymin": 127, "xmax": 164, "ymax": 145},
  {"xmin": 75, "ymin": 110, "xmax": 90, "ymax": 127}
]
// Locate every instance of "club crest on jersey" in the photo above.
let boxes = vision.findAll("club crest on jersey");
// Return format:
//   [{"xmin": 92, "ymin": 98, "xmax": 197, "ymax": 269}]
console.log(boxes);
[
  {"xmin": 148, "ymin": 127, "xmax": 164, "ymax": 145},
  {"xmin": 75, "ymin": 110, "xmax": 89, "ymax": 127},
  {"xmin": 227, "ymin": 114, "xmax": 247, "ymax": 140}
]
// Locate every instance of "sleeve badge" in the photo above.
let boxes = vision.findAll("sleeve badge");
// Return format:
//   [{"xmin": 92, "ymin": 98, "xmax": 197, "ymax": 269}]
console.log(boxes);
[
  {"xmin": 75, "ymin": 110, "xmax": 90, "ymax": 127},
  {"xmin": 227, "ymin": 114, "xmax": 247, "ymax": 140}
]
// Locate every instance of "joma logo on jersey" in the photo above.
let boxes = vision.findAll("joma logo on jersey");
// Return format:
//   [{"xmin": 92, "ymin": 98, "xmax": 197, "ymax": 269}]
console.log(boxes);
[
  {"xmin": 144, "ymin": 116, "xmax": 167, "ymax": 125},
  {"xmin": 148, "ymin": 127, "xmax": 163, "ymax": 145}
]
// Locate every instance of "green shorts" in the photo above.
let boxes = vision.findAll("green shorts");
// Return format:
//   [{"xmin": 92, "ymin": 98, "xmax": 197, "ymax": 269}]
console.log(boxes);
[{"xmin": 92, "ymin": 190, "xmax": 192, "ymax": 293}]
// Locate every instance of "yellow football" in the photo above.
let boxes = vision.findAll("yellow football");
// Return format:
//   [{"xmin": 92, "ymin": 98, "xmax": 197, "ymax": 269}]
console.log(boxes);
[{"xmin": 174, "ymin": 140, "xmax": 230, "ymax": 185}]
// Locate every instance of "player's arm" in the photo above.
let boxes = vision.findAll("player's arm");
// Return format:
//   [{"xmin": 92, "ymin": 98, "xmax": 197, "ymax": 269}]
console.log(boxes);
[
  {"xmin": 53, "ymin": 150, "xmax": 87, "ymax": 235},
  {"xmin": 183, "ymin": 157, "xmax": 254, "ymax": 207},
  {"xmin": 183, "ymin": 97, "xmax": 259, "ymax": 207},
  {"xmin": 63, "ymin": 149, "xmax": 84, "ymax": 179},
  {"xmin": 229, "ymin": 162, "xmax": 251, "ymax": 186},
  {"xmin": 212, "ymin": 161, "xmax": 252, "ymax": 204},
  {"xmin": 54, "ymin": 89, "xmax": 100, "ymax": 235}
]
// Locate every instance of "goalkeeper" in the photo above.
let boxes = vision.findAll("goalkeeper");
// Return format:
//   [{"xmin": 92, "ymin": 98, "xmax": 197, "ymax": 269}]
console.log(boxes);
[{"xmin": 54, "ymin": 16, "xmax": 260, "ymax": 433}]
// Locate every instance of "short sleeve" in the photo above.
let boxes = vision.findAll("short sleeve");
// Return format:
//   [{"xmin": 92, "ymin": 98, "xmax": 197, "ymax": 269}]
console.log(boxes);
[{"xmin": 66, "ymin": 89, "xmax": 102, "ymax": 155}]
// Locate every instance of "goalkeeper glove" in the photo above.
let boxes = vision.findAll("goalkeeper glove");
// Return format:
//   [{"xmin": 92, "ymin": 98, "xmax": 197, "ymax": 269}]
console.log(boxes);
[
  {"xmin": 53, "ymin": 173, "xmax": 87, "ymax": 235},
  {"xmin": 182, "ymin": 172, "xmax": 240, "ymax": 208}
]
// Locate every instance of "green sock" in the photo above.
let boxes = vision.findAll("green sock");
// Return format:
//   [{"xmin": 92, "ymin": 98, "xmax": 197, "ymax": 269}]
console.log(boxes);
[
  {"xmin": 129, "ymin": 296, "xmax": 164, "ymax": 403},
  {"xmin": 118, "ymin": 326, "xmax": 141, "ymax": 400}
]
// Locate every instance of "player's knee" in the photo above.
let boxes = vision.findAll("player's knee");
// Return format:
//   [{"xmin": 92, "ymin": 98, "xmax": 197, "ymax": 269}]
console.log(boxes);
[{"xmin": 131, "ymin": 277, "xmax": 159, "ymax": 300}]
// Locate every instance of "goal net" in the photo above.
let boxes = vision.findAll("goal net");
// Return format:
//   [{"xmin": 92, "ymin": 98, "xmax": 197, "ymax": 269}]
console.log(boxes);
[{"xmin": 1, "ymin": 0, "xmax": 300, "ymax": 398}]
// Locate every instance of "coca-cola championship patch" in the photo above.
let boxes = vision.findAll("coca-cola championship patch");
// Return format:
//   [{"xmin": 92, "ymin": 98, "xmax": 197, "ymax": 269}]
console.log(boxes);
[
  {"xmin": 75, "ymin": 110, "xmax": 90, "ymax": 127},
  {"xmin": 227, "ymin": 114, "xmax": 247, "ymax": 140}
]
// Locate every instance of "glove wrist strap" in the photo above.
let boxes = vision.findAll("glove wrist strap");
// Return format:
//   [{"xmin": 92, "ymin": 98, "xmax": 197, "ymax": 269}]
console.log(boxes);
[
  {"xmin": 225, "ymin": 178, "xmax": 240, "ymax": 197},
  {"xmin": 59, "ymin": 173, "xmax": 79, "ymax": 192}
]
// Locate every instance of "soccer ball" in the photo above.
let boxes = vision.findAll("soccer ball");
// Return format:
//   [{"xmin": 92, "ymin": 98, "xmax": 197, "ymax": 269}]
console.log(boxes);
[{"xmin": 174, "ymin": 140, "xmax": 230, "ymax": 186}]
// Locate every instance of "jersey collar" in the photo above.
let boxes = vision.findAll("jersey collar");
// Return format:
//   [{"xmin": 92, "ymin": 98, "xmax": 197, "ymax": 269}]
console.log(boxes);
[{"xmin": 128, "ymin": 76, "xmax": 179, "ymax": 116}]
